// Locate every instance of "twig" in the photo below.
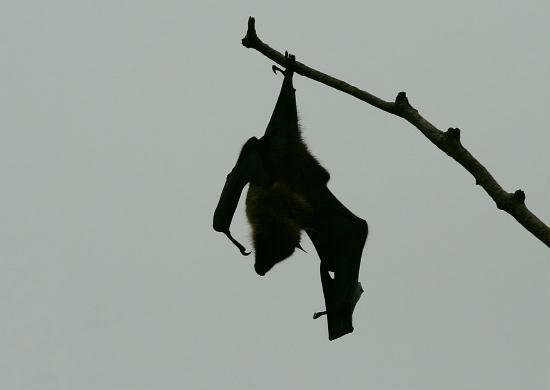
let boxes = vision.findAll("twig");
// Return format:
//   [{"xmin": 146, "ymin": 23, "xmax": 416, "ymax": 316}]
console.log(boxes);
[{"xmin": 241, "ymin": 16, "xmax": 549, "ymax": 248}]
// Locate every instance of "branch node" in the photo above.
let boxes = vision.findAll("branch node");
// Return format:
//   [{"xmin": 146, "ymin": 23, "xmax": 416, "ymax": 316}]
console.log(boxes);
[
  {"xmin": 445, "ymin": 127, "xmax": 460, "ymax": 145},
  {"xmin": 513, "ymin": 189, "xmax": 526, "ymax": 203},
  {"xmin": 445, "ymin": 127, "xmax": 461, "ymax": 142},
  {"xmin": 497, "ymin": 190, "xmax": 526, "ymax": 210},
  {"xmin": 241, "ymin": 16, "xmax": 258, "ymax": 48},
  {"xmin": 395, "ymin": 91, "xmax": 410, "ymax": 107}
]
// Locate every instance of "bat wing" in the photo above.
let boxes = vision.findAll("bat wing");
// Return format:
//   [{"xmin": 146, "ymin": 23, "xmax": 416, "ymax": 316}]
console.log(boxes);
[
  {"xmin": 213, "ymin": 63, "xmax": 299, "ymax": 255},
  {"xmin": 213, "ymin": 136, "xmax": 269, "ymax": 255},
  {"xmin": 307, "ymin": 187, "xmax": 368, "ymax": 340}
]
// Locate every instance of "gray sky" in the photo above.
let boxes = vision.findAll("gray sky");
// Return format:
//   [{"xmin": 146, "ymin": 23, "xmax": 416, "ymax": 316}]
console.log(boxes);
[{"xmin": 1, "ymin": 1, "xmax": 548, "ymax": 389}]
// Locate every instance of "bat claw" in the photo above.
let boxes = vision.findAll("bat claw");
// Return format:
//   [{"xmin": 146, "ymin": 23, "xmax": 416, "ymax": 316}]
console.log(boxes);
[
  {"xmin": 224, "ymin": 231, "xmax": 251, "ymax": 256},
  {"xmin": 313, "ymin": 311, "xmax": 326, "ymax": 319},
  {"xmin": 272, "ymin": 52, "xmax": 295, "ymax": 76},
  {"xmin": 272, "ymin": 65, "xmax": 285, "ymax": 75},
  {"xmin": 296, "ymin": 243, "xmax": 307, "ymax": 253}
]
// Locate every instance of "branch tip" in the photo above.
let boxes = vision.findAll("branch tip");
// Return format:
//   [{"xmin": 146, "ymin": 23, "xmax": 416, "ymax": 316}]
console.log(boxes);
[
  {"xmin": 247, "ymin": 16, "xmax": 256, "ymax": 32},
  {"xmin": 242, "ymin": 16, "xmax": 258, "ymax": 47}
]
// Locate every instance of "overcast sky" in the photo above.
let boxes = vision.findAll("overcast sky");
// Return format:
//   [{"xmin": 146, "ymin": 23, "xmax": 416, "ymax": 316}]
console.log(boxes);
[{"xmin": 0, "ymin": 1, "xmax": 548, "ymax": 389}]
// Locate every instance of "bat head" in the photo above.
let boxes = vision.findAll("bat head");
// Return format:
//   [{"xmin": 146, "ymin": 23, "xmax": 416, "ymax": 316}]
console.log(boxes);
[{"xmin": 252, "ymin": 221, "xmax": 301, "ymax": 276}]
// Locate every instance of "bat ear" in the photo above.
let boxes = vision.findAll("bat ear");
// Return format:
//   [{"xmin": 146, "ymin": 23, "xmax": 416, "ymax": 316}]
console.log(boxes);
[{"xmin": 296, "ymin": 243, "xmax": 307, "ymax": 253}]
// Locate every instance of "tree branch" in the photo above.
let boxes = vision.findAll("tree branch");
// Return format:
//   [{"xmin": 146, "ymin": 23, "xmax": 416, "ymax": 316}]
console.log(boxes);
[{"xmin": 241, "ymin": 16, "xmax": 550, "ymax": 248}]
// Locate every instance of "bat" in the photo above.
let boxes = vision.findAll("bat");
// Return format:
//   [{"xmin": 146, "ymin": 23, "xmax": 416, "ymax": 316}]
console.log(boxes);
[{"xmin": 213, "ymin": 53, "xmax": 368, "ymax": 340}]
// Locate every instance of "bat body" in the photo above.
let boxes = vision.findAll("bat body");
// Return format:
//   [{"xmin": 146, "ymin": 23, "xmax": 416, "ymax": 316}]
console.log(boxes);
[{"xmin": 213, "ymin": 56, "xmax": 368, "ymax": 340}]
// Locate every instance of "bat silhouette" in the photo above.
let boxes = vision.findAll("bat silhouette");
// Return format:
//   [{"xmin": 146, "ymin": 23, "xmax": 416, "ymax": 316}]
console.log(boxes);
[{"xmin": 213, "ymin": 53, "xmax": 368, "ymax": 340}]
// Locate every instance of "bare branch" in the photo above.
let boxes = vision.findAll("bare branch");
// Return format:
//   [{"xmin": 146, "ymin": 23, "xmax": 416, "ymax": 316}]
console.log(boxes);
[{"xmin": 241, "ymin": 16, "xmax": 550, "ymax": 248}]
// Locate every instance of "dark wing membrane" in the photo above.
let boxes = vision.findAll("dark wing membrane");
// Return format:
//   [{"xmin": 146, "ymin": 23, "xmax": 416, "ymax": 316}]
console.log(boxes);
[
  {"xmin": 213, "ymin": 137, "xmax": 269, "ymax": 255},
  {"xmin": 307, "ymin": 187, "xmax": 368, "ymax": 340}
]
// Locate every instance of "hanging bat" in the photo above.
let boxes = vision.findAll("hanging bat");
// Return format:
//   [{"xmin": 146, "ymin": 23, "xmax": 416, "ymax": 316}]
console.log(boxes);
[{"xmin": 213, "ymin": 53, "xmax": 368, "ymax": 341}]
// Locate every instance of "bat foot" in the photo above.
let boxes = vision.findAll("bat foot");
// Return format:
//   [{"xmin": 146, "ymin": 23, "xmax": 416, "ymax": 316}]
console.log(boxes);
[
  {"xmin": 284, "ymin": 51, "xmax": 296, "ymax": 65},
  {"xmin": 272, "ymin": 52, "xmax": 296, "ymax": 76}
]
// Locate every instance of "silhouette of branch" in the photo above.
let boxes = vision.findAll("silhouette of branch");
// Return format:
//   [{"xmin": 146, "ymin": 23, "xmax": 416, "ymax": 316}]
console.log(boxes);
[{"xmin": 241, "ymin": 16, "xmax": 549, "ymax": 248}]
